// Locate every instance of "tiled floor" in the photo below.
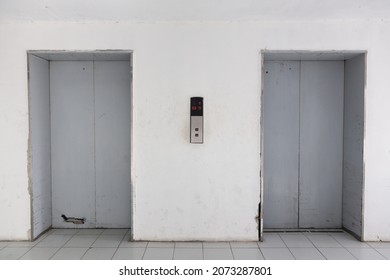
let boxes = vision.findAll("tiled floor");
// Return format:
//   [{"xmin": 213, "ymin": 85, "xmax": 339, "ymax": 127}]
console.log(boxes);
[{"xmin": 0, "ymin": 229, "xmax": 389, "ymax": 260}]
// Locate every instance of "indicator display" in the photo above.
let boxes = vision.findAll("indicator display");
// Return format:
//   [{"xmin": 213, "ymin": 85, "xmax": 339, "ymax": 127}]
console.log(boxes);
[{"xmin": 190, "ymin": 97, "xmax": 203, "ymax": 116}]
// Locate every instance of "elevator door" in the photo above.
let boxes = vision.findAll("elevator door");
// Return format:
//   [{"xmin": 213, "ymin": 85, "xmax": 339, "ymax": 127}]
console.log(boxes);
[
  {"xmin": 263, "ymin": 61, "xmax": 344, "ymax": 229},
  {"xmin": 51, "ymin": 61, "xmax": 131, "ymax": 228}
]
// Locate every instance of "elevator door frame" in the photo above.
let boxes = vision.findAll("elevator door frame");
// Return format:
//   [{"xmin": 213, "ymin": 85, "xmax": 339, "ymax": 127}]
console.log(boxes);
[
  {"xmin": 259, "ymin": 50, "xmax": 366, "ymax": 241},
  {"xmin": 28, "ymin": 50, "xmax": 134, "ymax": 240}
]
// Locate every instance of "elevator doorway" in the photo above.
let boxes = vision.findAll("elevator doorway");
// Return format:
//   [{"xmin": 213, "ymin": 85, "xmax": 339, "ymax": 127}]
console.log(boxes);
[
  {"xmin": 260, "ymin": 51, "xmax": 365, "ymax": 239},
  {"xmin": 28, "ymin": 51, "xmax": 133, "ymax": 239}
]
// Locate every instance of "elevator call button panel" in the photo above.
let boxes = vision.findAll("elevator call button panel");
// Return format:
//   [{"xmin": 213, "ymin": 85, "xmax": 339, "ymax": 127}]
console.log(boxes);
[{"xmin": 190, "ymin": 97, "xmax": 203, "ymax": 144}]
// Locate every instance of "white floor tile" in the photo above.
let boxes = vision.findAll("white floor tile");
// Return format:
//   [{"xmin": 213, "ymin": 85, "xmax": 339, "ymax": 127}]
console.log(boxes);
[
  {"xmin": 50, "ymin": 248, "xmax": 89, "ymax": 260},
  {"xmin": 330, "ymin": 233, "xmax": 369, "ymax": 248},
  {"xmin": 64, "ymin": 235, "xmax": 99, "ymax": 248},
  {"xmin": 230, "ymin": 242, "xmax": 259, "ymax": 248},
  {"xmin": 346, "ymin": 248, "xmax": 386, "ymax": 260},
  {"xmin": 101, "ymin": 229, "xmax": 129, "ymax": 235},
  {"xmin": 20, "ymin": 247, "xmax": 59, "ymax": 260},
  {"xmin": 335, "ymin": 238, "xmax": 369, "ymax": 248},
  {"xmin": 318, "ymin": 248, "xmax": 356, "ymax": 260},
  {"xmin": 28, "ymin": 232, "xmax": 51, "ymax": 243},
  {"xmin": 76, "ymin": 229, "xmax": 105, "ymax": 235},
  {"xmin": 35, "ymin": 234, "xmax": 72, "ymax": 247},
  {"xmin": 262, "ymin": 232, "xmax": 280, "ymax": 235},
  {"xmin": 143, "ymin": 248, "xmax": 174, "ymax": 260},
  {"xmin": 175, "ymin": 242, "xmax": 203, "ymax": 248},
  {"xmin": 3, "ymin": 229, "xmax": 383, "ymax": 260},
  {"xmin": 261, "ymin": 248, "xmax": 295, "ymax": 260},
  {"xmin": 289, "ymin": 248, "xmax": 325, "ymax": 260},
  {"xmin": 112, "ymin": 247, "xmax": 145, "ymax": 260},
  {"xmin": 203, "ymin": 248, "xmax": 233, "ymax": 260},
  {"xmin": 329, "ymin": 232, "xmax": 352, "ymax": 238},
  {"xmin": 91, "ymin": 235, "xmax": 123, "ymax": 248},
  {"xmin": 50, "ymin": 229, "xmax": 79, "ymax": 235},
  {"xmin": 0, "ymin": 247, "xmax": 31, "ymax": 260},
  {"xmin": 122, "ymin": 235, "xmax": 131, "ymax": 241},
  {"xmin": 280, "ymin": 234, "xmax": 314, "ymax": 248},
  {"xmin": 258, "ymin": 234, "xmax": 286, "ymax": 248},
  {"xmin": 367, "ymin": 242, "xmax": 390, "ymax": 248},
  {"xmin": 232, "ymin": 248, "xmax": 264, "ymax": 260},
  {"xmin": 174, "ymin": 248, "xmax": 203, "ymax": 260},
  {"xmin": 203, "ymin": 242, "xmax": 230, "ymax": 249},
  {"xmin": 306, "ymin": 234, "xmax": 342, "ymax": 248},
  {"xmin": 373, "ymin": 248, "xmax": 390, "ymax": 260},
  {"xmin": 147, "ymin": 242, "xmax": 175, "ymax": 248},
  {"xmin": 120, "ymin": 241, "xmax": 148, "ymax": 248},
  {"xmin": 82, "ymin": 248, "xmax": 117, "ymax": 260},
  {"xmin": 5, "ymin": 240, "xmax": 40, "ymax": 248}
]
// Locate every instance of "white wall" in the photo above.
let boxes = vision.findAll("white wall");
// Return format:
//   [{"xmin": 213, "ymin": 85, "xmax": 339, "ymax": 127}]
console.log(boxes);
[
  {"xmin": 0, "ymin": 0, "xmax": 389, "ymax": 21},
  {"xmin": 1, "ymin": 14, "xmax": 390, "ymax": 240}
]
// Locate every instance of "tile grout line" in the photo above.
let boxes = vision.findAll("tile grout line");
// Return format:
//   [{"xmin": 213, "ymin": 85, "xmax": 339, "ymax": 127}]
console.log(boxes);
[
  {"xmin": 327, "ymin": 232, "xmax": 345, "ymax": 249},
  {"xmin": 365, "ymin": 246, "xmax": 389, "ymax": 260},
  {"xmin": 79, "ymin": 230, "xmax": 105, "ymax": 260},
  {"xmin": 365, "ymin": 239, "xmax": 390, "ymax": 258},
  {"xmin": 17, "ymin": 244, "xmax": 36, "ymax": 260},
  {"xmin": 2, "ymin": 230, "xmax": 50, "ymax": 259},
  {"xmin": 278, "ymin": 233, "xmax": 296, "ymax": 260},
  {"xmin": 367, "ymin": 241, "xmax": 375, "ymax": 249},
  {"xmin": 343, "ymin": 247, "xmax": 360, "ymax": 260},
  {"xmin": 88, "ymin": 229, "xmax": 105, "ymax": 248},
  {"xmin": 141, "ymin": 242, "xmax": 149, "ymax": 260},
  {"xmin": 111, "ymin": 232, "xmax": 129, "ymax": 260},
  {"xmin": 17, "ymin": 248, "xmax": 32, "ymax": 260},
  {"xmin": 18, "ymin": 230, "xmax": 65, "ymax": 260},
  {"xmin": 305, "ymin": 234, "xmax": 327, "ymax": 260},
  {"xmin": 48, "ymin": 247, "xmax": 63, "ymax": 260},
  {"xmin": 56, "ymin": 229, "xmax": 80, "ymax": 249},
  {"xmin": 256, "ymin": 241, "xmax": 266, "ymax": 260},
  {"xmin": 172, "ymin": 242, "xmax": 176, "ymax": 260},
  {"xmin": 313, "ymin": 247, "xmax": 328, "ymax": 260},
  {"xmin": 228, "ymin": 242, "xmax": 235, "ymax": 260},
  {"xmin": 3, "ymin": 229, "xmax": 389, "ymax": 260},
  {"xmin": 376, "ymin": 250, "xmax": 390, "ymax": 260},
  {"xmin": 80, "ymin": 247, "xmax": 90, "ymax": 260},
  {"xmin": 323, "ymin": 233, "xmax": 357, "ymax": 260}
]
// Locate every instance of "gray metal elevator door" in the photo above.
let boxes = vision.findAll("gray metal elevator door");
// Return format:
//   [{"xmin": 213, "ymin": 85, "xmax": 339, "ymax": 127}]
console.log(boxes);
[
  {"xmin": 263, "ymin": 61, "xmax": 343, "ymax": 229},
  {"xmin": 263, "ymin": 61, "xmax": 300, "ymax": 228},
  {"xmin": 51, "ymin": 61, "xmax": 96, "ymax": 228},
  {"xmin": 94, "ymin": 61, "xmax": 131, "ymax": 228},
  {"xmin": 51, "ymin": 61, "xmax": 131, "ymax": 228},
  {"xmin": 299, "ymin": 61, "xmax": 343, "ymax": 228}
]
